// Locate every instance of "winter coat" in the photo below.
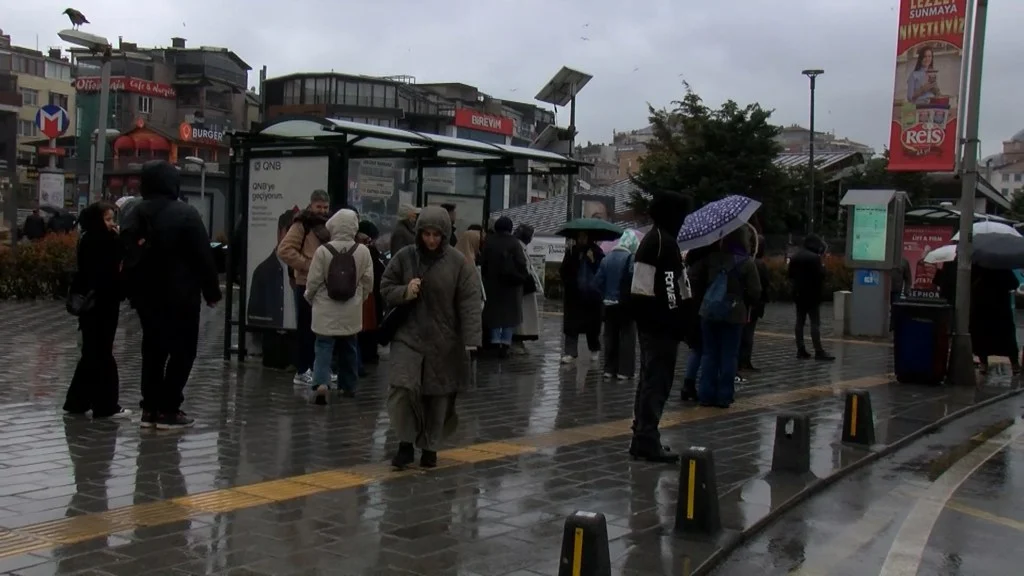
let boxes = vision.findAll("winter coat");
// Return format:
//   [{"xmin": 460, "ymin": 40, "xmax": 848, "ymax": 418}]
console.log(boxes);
[
  {"xmin": 788, "ymin": 235, "xmax": 827, "ymax": 305},
  {"xmin": 480, "ymin": 231, "xmax": 530, "ymax": 328},
  {"xmin": 72, "ymin": 215, "xmax": 123, "ymax": 309},
  {"xmin": 277, "ymin": 209, "xmax": 329, "ymax": 286},
  {"xmin": 304, "ymin": 209, "xmax": 374, "ymax": 337},
  {"xmin": 120, "ymin": 161, "xmax": 221, "ymax": 309},
  {"xmin": 631, "ymin": 192, "xmax": 688, "ymax": 340},
  {"xmin": 699, "ymin": 248, "xmax": 762, "ymax": 324},
  {"xmin": 390, "ymin": 218, "xmax": 417, "ymax": 255},
  {"xmin": 560, "ymin": 243, "xmax": 604, "ymax": 335},
  {"xmin": 380, "ymin": 206, "xmax": 482, "ymax": 396},
  {"xmin": 593, "ymin": 248, "xmax": 634, "ymax": 305},
  {"xmin": 515, "ymin": 239, "xmax": 541, "ymax": 341}
]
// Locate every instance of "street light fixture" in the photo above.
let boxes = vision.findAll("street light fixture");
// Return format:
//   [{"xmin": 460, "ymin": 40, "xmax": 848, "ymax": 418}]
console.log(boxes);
[
  {"xmin": 535, "ymin": 66, "xmax": 593, "ymax": 221},
  {"xmin": 59, "ymin": 29, "xmax": 112, "ymax": 203},
  {"xmin": 183, "ymin": 156, "xmax": 208, "ymax": 230},
  {"xmin": 801, "ymin": 68, "xmax": 824, "ymax": 235}
]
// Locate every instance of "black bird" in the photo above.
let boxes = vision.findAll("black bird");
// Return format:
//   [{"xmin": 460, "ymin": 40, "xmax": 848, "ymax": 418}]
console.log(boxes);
[{"xmin": 63, "ymin": 8, "xmax": 89, "ymax": 30}]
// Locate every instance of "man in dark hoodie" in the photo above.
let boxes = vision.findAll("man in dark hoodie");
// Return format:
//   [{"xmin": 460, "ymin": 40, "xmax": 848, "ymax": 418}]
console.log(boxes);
[
  {"xmin": 121, "ymin": 160, "xmax": 221, "ymax": 429},
  {"xmin": 629, "ymin": 190, "xmax": 690, "ymax": 463},
  {"xmin": 787, "ymin": 234, "xmax": 834, "ymax": 361}
]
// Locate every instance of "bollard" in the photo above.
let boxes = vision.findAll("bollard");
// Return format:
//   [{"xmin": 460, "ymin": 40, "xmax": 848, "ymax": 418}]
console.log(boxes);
[
  {"xmin": 674, "ymin": 446, "xmax": 720, "ymax": 535},
  {"xmin": 842, "ymin": 389, "xmax": 875, "ymax": 446},
  {"xmin": 557, "ymin": 510, "xmax": 611, "ymax": 576},
  {"xmin": 771, "ymin": 413, "xmax": 811, "ymax": 474}
]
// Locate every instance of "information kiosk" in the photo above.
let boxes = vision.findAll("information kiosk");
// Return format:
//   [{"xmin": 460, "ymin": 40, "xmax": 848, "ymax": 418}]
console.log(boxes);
[{"xmin": 839, "ymin": 189, "xmax": 908, "ymax": 337}]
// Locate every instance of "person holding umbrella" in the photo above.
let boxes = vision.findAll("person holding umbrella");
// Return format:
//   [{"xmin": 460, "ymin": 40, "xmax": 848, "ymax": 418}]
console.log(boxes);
[{"xmin": 557, "ymin": 218, "xmax": 620, "ymax": 363}]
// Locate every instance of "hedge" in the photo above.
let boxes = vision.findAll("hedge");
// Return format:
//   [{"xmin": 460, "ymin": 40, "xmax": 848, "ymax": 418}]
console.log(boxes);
[
  {"xmin": 0, "ymin": 233, "xmax": 78, "ymax": 300},
  {"xmin": 540, "ymin": 254, "xmax": 854, "ymax": 303}
]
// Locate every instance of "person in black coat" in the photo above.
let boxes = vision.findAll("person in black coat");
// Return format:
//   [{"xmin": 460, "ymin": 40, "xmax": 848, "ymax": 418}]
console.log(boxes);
[
  {"xmin": 120, "ymin": 160, "xmax": 221, "ymax": 429},
  {"xmin": 246, "ymin": 210, "xmax": 294, "ymax": 328},
  {"xmin": 357, "ymin": 220, "xmax": 387, "ymax": 365},
  {"xmin": 23, "ymin": 208, "xmax": 47, "ymax": 241},
  {"xmin": 480, "ymin": 216, "xmax": 530, "ymax": 357},
  {"xmin": 739, "ymin": 235, "xmax": 770, "ymax": 372},
  {"xmin": 787, "ymin": 234, "xmax": 834, "ymax": 361},
  {"xmin": 560, "ymin": 232, "xmax": 605, "ymax": 362},
  {"xmin": 64, "ymin": 201, "xmax": 129, "ymax": 419}
]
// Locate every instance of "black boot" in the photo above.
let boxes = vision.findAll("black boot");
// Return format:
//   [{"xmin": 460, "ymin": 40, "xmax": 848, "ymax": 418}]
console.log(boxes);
[
  {"xmin": 420, "ymin": 450, "xmax": 437, "ymax": 468},
  {"xmin": 814, "ymin": 350, "xmax": 835, "ymax": 361},
  {"xmin": 391, "ymin": 442, "xmax": 414, "ymax": 469},
  {"xmin": 629, "ymin": 441, "xmax": 680, "ymax": 464},
  {"xmin": 680, "ymin": 379, "xmax": 698, "ymax": 401},
  {"xmin": 797, "ymin": 348, "xmax": 812, "ymax": 359}
]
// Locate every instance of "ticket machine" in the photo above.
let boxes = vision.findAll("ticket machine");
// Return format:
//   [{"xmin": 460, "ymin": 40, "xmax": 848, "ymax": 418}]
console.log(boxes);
[{"xmin": 838, "ymin": 189, "xmax": 908, "ymax": 337}]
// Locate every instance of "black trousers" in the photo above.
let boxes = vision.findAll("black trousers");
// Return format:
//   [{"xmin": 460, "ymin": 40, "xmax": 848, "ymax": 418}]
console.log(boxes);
[
  {"xmin": 739, "ymin": 316, "xmax": 759, "ymax": 367},
  {"xmin": 138, "ymin": 303, "xmax": 200, "ymax": 414},
  {"xmin": 631, "ymin": 332, "xmax": 679, "ymax": 450},
  {"xmin": 293, "ymin": 285, "xmax": 315, "ymax": 373},
  {"xmin": 795, "ymin": 300, "xmax": 824, "ymax": 352},
  {"xmin": 65, "ymin": 301, "xmax": 121, "ymax": 417}
]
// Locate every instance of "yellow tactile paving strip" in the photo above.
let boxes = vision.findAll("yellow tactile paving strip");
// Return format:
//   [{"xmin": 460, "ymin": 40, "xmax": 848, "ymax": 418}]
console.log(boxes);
[{"xmin": 0, "ymin": 373, "xmax": 892, "ymax": 560}]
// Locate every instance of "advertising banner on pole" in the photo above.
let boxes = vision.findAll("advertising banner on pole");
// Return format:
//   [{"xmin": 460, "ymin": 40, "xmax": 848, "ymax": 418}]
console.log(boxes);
[
  {"xmin": 887, "ymin": 0, "xmax": 968, "ymax": 172},
  {"xmin": 246, "ymin": 155, "xmax": 329, "ymax": 330}
]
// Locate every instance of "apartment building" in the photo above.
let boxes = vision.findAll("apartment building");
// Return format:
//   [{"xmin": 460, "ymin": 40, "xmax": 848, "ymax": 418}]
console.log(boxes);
[
  {"xmin": 0, "ymin": 29, "xmax": 77, "ymax": 204},
  {"xmin": 775, "ymin": 124, "xmax": 875, "ymax": 157},
  {"xmin": 983, "ymin": 129, "xmax": 1024, "ymax": 198}
]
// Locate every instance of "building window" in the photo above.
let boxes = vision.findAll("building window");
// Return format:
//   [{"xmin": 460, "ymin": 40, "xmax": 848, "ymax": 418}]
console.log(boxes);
[
  {"xmin": 1015, "ymin": 173, "xmax": 1022, "ymax": 182},
  {"xmin": 17, "ymin": 119, "xmax": 37, "ymax": 137},
  {"xmin": 343, "ymin": 82, "xmax": 357, "ymax": 106},
  {"xmin": 1003, "ymin": 188, "xmax": 1010, "ymax": 195},
  {"xmin": 283, "ymin": 79, "xmax": 300, "ymax": 105},
  {"xmin": 48, "ymin": 92, "xmax": 69, "ymax": 110},
  {"xmin": 138, "ymin": 95, "xmax": 152, "ymax": 114},
  {"xmin": 303, "ymin": 78, "xmax": 315, "ymax": 105},
  {"xmin": 358, "ymin": 83, "xmax": 373, "ymax": 107},
  {"xmin": 314, "ymin": 77, "xmax": 329, "ymax": 104},
  {"xmin": 44, "ymin": 61, "xmax": 72, "ymax": 82},
  {"xmin": 384, "ymin": 85, "xmax": 396, "ymax": 108},
  {"xmin": 1004, "ymin": 173, "xmax": 1011, "ymax": 182},
  {"xmin": 19, "ymin": 88, "xmax": 39, "ymax": 107}
]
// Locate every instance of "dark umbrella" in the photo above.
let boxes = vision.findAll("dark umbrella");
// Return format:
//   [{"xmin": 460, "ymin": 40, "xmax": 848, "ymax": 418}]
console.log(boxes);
[
  {"xmin": 555, "ymin": 218, "xmax": 623, "ymax": 242},
  {"xmin": 971, "ymin": 234, "xmax": 1024, "ymax": 270}
]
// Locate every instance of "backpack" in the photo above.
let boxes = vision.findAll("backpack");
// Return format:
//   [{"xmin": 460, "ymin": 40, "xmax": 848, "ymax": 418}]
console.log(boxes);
[
  {"xmin": 121, "ymin": 202, "xmax": 167, "ymax": 306},
  {"xmin": 699, "ymin": 258, "xmax": 745, "ymax": 322},
  {"xmin": 322, "ymin": 243, "xmax": 360, "ymax": 301}
]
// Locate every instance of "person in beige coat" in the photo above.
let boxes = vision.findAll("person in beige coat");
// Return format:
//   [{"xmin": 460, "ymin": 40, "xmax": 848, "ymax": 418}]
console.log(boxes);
[{"xmin": 304, "ymin": 209, "xmax": 374, "ymax": 404}]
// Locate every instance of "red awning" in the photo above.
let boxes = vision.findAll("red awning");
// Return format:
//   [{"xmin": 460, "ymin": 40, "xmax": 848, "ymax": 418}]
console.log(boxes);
[
  {"xmin": 147, "ymin": 134, "xmax": 171, "ymax": 151},
  {"xmin": 134, "ymin": 135, "xmax": 152, "ymax": 151},
  {"xmin": 113, "ymin": 135, "xmax": 135, "ymax": 151}
]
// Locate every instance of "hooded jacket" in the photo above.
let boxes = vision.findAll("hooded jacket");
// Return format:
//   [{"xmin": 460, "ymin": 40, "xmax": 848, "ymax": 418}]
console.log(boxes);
[
  {"xmin": 120, "ymin": 160, "xmax": 220, "ymax": 308},
  {"xmin": 277, "ymin": 209, "xmax": 329, "ymax": 286},
  {"xmin": 304, "ymin": 209, "xmax": 374, "ymax": 336},
  {"xmin": 787, "ymin": 234, "xmax": 827, "ymax": 304},
  {"xmin": 631, "ymin": 191, "xmax": 689, "ymax": 340},
  {"xmin": 594, "ymin": 229, "xmax": 640, "ymax": 305}
]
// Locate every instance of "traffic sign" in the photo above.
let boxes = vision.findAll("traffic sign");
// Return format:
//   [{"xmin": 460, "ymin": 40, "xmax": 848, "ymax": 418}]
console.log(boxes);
[{"xmin": 35, "ymin": 105, "xmax": 70, "ymax": 139}]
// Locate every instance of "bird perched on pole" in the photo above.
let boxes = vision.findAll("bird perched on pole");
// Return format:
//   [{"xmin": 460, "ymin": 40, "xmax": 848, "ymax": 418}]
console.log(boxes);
[{"xmin": 63, "ymin": 8, "xmax": 90, "ymax": 30}]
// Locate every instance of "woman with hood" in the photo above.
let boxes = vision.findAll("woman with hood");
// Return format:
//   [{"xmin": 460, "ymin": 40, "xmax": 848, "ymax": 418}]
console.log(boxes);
[
  {"xmin": 512, "ymin": 224, "xmax": 542, "ymax": 353},
  {"xmin": 593, "ymin": 229, "xmax": 640, "ymax": 379},
  {"xmin": 480, "ymin": 216, "xmax": 531, "ymax": 357},
  {"xmin": 64, "ymin": 201, "xmax": 131, "ymax": 419},
  {"xmin": 560, "ymin": 232, "xmax": 605, "ymax": 363},
  {"xmin": 304, "ymin": 209, "xmax": 375, "ymax": 404},
  {"xmin": 381, "ymin": 206, "xmax": 482, "ymax": 469}
]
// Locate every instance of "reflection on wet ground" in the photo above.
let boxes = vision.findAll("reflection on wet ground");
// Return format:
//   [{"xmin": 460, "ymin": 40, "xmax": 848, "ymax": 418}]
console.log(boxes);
[{"xmin": 0, "ymin": 300, "xmax": 1018, "ymax": 575}]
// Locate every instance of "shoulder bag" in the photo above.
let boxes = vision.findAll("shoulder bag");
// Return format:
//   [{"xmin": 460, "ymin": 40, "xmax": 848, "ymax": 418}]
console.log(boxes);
[{"xmin": 378, "ymin": 250, "xmax": 432, "ymax": 345}]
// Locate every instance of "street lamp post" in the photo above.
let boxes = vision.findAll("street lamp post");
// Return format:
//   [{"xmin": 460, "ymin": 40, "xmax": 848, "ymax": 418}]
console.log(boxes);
[
  {"xmin": 802, "ymin": 69, "xmax": 824, "ymax": 235},
  {"xmin": 59, "ymin": 29, "xmax": 112, "ymax": 202}
]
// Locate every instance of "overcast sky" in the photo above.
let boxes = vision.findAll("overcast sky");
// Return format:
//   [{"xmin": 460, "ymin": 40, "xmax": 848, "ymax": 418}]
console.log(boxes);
[{"xmin": 7, "ymin": 0, "xmax": 1023, "ymax": 157}]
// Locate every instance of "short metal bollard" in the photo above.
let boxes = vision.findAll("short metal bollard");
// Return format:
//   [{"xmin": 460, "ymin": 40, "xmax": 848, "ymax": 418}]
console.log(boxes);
[
  {"xmin": 842, "ymin": 389, "xmax": 876, "ymax": 446},
  {"xmin": 557, "ymin": 510, "xmax": 611, "ymax": 576},
  {"xmin": 771, "ymin": 413, "xmax": 812, "ymax": 474},
  {"xmin": 674, "ymin": 446, "xmax": 720, "ymax": 535}
]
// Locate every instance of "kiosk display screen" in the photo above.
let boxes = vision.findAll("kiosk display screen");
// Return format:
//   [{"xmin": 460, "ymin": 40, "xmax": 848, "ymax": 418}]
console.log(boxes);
[{"xmin": 851, "ymin": 204, "xmax": 889, "ymax": 262}]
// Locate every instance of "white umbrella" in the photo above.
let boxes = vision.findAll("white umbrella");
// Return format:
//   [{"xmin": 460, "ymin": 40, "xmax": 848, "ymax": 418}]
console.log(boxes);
[
  {"xmin": 923, "ymin": 244, "xmax": 957, "ymax": 264},
  {"xmin": 951, "ymin": 221, "xmax": 1021, "ymax": 241}
]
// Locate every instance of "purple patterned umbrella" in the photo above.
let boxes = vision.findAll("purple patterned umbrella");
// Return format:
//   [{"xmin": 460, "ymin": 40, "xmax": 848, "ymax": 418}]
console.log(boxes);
[{"xmin": 676, "ymin": 194, "xmax": 762, "ymax": 250}]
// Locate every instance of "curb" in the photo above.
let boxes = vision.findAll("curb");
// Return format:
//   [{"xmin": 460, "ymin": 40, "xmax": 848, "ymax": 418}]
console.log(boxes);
[{"xmin": 692, "ymin": 383, "xmax": 1024, "ymax": 576}]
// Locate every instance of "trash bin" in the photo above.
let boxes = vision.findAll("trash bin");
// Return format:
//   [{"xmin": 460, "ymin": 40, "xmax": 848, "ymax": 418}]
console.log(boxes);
[{"xmin": 892, "ymin": 300, "xmax": 952, "ymax": 385}]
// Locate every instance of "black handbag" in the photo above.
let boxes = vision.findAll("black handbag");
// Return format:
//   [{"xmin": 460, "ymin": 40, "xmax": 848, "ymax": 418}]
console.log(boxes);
[
  {"xmin": 66, "ymin": 290, "xmax": 96, "ymax": 317},
  {"xmin": 377, "ymin": 252, "xmax": 431, "ymax": 346}
]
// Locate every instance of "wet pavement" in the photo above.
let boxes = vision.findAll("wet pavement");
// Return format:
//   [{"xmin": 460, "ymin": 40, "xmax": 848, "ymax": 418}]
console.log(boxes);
[
  {"xmin": 711, "ymin": 395, "xmax": 1024, "ymax": 576},
  {"xmin": 0, "ymin": 299, "xmax": 1018, "ymax": 575}
]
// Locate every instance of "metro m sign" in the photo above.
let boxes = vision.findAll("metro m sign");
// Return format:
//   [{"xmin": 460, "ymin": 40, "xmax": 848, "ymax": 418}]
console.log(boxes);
[
  {"xmin": 35, "ymin": 105, "xmax": 71, "ymax": 139},
  {"xmin": 453, "ymin": 108, "xmax": 514, "ymax": 136}
]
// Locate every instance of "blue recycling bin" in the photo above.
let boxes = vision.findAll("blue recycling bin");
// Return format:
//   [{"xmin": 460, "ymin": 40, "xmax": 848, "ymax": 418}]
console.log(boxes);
[{"xmin": 892, "ymin": 300, "xmax": 951, "ymax": 385}]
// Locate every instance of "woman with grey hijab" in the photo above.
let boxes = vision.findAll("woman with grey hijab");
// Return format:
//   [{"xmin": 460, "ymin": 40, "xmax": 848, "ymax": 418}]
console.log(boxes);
[{"xmin": 381, "ymin": 206, "xmax": 482, "ymax": 469}]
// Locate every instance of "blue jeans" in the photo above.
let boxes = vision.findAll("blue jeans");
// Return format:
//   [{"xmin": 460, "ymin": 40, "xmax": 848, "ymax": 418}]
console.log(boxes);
[
  {"xmin": 490, "ymin": 326, "xmax": 514, "ymax": 346},
  {"xmin": 684, "ymin": 347, "xmax": 701, "ymax": 381},
  {"xmin": 313, "ymin": 334, "xmax": 358, "ymax": 392},
  {"xmin": 698, "ymin": 319, "xmax": 743, "ymax": 406}
]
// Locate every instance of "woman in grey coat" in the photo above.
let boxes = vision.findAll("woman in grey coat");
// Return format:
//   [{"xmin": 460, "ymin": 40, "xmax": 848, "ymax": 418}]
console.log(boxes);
[{"xmin": 381, "ymin": 206, "xmax": 482, "ymax": 469}]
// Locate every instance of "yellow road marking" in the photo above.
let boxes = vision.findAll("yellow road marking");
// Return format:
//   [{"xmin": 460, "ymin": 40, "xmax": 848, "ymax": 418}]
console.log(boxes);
[
  {"xmin": 0, "ymin": 374, "xmax": 892, "ymax": 560},
  {"xmin": 944, "ymin": 499, "xmax": 1024, "ymax": 532}
]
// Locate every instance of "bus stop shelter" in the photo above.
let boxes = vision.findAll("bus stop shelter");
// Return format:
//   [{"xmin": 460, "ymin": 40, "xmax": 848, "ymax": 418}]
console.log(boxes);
[{"xmin": 223, "ymin": 115, "xmax": 587, "ymax": 361}]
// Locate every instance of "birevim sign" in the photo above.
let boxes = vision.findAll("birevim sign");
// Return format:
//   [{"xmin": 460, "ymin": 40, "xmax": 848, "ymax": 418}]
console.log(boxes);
[
  {"xmin": 179, "ymin": 121, "xmax": 226, "ymax": 144},
  {"xmin": 453, "ymin": 108, "xmax": 513, "ymax": 137}
]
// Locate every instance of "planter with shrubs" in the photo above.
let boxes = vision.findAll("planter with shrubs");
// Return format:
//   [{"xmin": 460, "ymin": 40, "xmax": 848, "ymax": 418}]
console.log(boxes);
[{"xmin": 0, "ymin": 233, "xmax": 78, "ymax": 300}]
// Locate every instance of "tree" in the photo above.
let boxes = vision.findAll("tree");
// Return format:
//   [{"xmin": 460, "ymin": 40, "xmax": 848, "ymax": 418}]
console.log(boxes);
[
  {"xmin": 1009, "ymin": 190, "xmax": 1024, "ymax": 221},
  {"xmin": 627, "ymin": 86, "xmax": 796, "ymax": 231}
]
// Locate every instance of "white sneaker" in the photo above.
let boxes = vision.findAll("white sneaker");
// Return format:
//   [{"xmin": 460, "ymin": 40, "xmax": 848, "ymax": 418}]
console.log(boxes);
[
  {"xmin": 603, "ymin": 373, "xmax": 614, "ymax": 379},
  {"xmin": 106, "ymin": 408, "xmax": 133, "ymax": 420},
  {"xmin": 561, "ymin": 355, "xmax": 575, "ymax": 364},
  {"xmin": 293, "ymin": 370, "xmax": 312, "ymax": 385},
  {"xmin": 591, "ymin": 352, "xmax": 601, "ymax": 363}
]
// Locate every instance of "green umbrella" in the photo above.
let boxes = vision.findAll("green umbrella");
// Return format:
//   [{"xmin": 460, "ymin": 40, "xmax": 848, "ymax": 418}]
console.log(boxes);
[{"xmin": 555, "ymin": 218, "xmax": 624, "ymax": 242}]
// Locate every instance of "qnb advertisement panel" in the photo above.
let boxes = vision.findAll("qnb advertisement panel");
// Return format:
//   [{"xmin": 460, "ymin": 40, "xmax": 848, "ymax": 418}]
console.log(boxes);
[
  {"xmin": 887, "ymin": 0, "xmax": 968, "ymax": 172},
  {"xmin": 246, "ymin": 156, "xmax": 329, "ymax": 331}
]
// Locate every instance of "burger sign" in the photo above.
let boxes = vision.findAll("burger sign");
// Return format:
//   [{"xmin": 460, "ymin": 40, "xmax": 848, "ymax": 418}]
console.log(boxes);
[{"xmin": 179, "ymin": 121, "xmax": 226, "ymax": 144}]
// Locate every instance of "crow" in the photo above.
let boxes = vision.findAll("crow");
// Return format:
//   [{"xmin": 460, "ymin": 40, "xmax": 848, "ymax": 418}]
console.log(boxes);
[{"xmin": 63, "ymin": 8, "xmax": 89, "ymax": 30}]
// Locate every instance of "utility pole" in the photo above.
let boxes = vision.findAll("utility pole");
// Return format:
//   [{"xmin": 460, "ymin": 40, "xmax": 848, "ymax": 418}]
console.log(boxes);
[
  {"xmin": 802, "ymin": 69, "xmax": 824, "ymax": 234},
  {"xmin": 949, "ymin": 0, "xmax": 988, "ymax": 387}
]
